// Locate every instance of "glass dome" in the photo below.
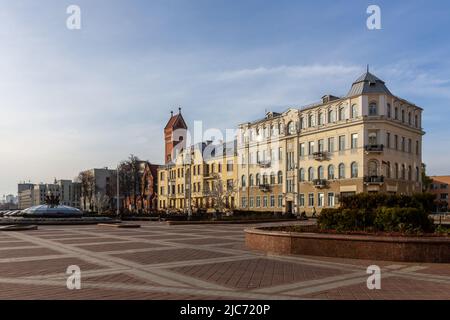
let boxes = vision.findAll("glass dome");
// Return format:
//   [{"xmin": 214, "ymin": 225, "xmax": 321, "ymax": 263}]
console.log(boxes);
[{"xmin": 21, "ymin": 205, "xmax": 83, "ymax": 217}]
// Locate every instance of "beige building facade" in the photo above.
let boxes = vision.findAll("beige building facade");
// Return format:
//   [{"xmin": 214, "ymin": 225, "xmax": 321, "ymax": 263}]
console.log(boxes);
[{"xmin": 236, "ymin": 71, "xmax": 424, "ymax": 215}]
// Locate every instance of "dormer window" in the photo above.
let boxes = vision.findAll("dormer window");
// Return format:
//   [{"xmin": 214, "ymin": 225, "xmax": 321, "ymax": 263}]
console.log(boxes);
[{"xmin": 368, "ymin": 102, "xmax": 378, "ymax": 116}]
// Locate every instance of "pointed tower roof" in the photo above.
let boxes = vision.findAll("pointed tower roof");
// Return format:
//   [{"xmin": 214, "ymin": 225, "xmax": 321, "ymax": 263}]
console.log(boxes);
[
  {"xmin": 164, "ymin": 109, "xmax": 187, "ymax": 130},
  {"xmin": 346, "ymin": 70, "xmax": 392, "ymax": 97}
]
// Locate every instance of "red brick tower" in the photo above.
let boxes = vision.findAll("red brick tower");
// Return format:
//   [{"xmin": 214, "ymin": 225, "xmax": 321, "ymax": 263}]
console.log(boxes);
[{"xmin": 164, "ymin": 108, "xmax": 187, "ymax": 164}]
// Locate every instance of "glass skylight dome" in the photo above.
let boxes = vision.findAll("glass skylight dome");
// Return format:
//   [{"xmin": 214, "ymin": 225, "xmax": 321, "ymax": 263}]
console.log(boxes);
[{"xmin": 21, "ymin": 205, "xmax": 83, "ymax": 217}]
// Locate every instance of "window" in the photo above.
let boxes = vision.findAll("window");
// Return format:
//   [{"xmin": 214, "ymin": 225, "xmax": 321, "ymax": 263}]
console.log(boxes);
[
  {"xmin": 394, "ymin": 107, "xmax": 398, "ymax": 120},
  {"xmin": 394, "ymin": 135, "xmax": 398, "ymax": 149},
  {"xmin": 241, "ymin": 197, "xmax": 247, "ymax": 208},
  {"xmin": 369, "ymin": 102, "xmax": 377, "ymax": 116},
  {"xmin": 395, "ymin": 163, "xmax": 399, "ymax": 179},
  {"xmin": 368, "ymin": 132, "xmax": 377, "ymax": 145},
  {"xmin": 318, "ymin": 166, "xmax": 324, "ymax": 179},
  {"xmin": 408, "ymin": 112, "xmax": 411, "ymax": 125},
  {"xmin": 401, "ymin": 137, "xmax": 405, "ymax": 152},
  {"xmin": 299, "ymin": 143, "xmax": 305, "ymax": 156},
  {"xmin": 351, "ymin": 133, "xmax": 358, "ymax": 149},
  {"xmin": 278, "ymin": 195, "xmax": 283, "ymax": 207},
  {"xmin": 338, "ymin": 107, "xmax": 345, "ymax": 121},
  {"xmin": 287, "ymin": 152, "xmax": 295, "ymax": 170},
  {"xmin": 318, "ymin": 193, "xmax": 324, "ymax": 207},
  {"xmin": 338, "ymin": 163, "xmax": 345, "ymax": 179},
  {"xmin": 386, "ymin": 132, "xmax": 391, "ymax": 148},
  {"xmin": 287, "ymin": 179, "xmax": 294, "ymax": 193},
  {"xmin": 328, "ymin": 165, "xmax": 335, "ymax": 179},
  {"xmin": 416, "ymin": 141, "xmax": 420, "ymax": 155},
  {"xmin": 318, "ymin": 112, "xmax": 324, "ymax": 125},
  {"xmin": 256, "ymin": 173, "xmax": 260, "ymax": 186},
  {"xmin": 328, "ymin": 137, "xmax": 335, "ymax": 152},
  {"xmin": 401, "ymin": 110, "xmax": 405, "ymax": 123},
  {"xmin": 288, "ymin": 121, "xmax": 295, "ymax": 135},
  {"xmin": 270, "ymin": 196, "xmax": 275, "ymax": 207},
  {"xmin": 270, "ymin": 172, "xmax": 276, "ymax": 185},
  {"xmin": 386, "ymin": 161, "xmax": 391, "ymax": 178},
  {"xmin": 401, "ymin": 164, "xmax": 406, "ymax": 180},
  {"xmin": 277, "ymin": 171, "xmax": 283, "ymax": 184},
  {"xmin": 227, "ymin": 160, "xmax": 233, "ymax": 172},
  {"xmin": 278, "ymin": 147, "xmax": 283, "ymax": 161},
  {"xmin": 308, "ymin": 167, "xmax": 314, "ymax": 181},
  {"xmin": 328, "ymin": 109, "xmax": 335, "ymax": 123},
  {"xmin": 387, "ymin": 103, "xmax": 391, "ymax": 118},
  {"xmin": 241, "ymin": 175, "xmax": 246, "ymax": 187},
  {"xmin": 308, "ymin": 193, "xmax": 314, "ymax": 207},
  {"xmin": 300, "ymin": 117, "xmax": 305, "ymax": 129},
  {"xmin": 327, "ymin": 193, "xmax": 335, "ymax": 207},
  {"xmin": 408, "ymin": 165, "xmax": 412, "ymax": 181},
  {"xmin": 351, "ymin": 104, "xmax": 358, "ymax": 118},
  {"xmin": 339, "ymin": 135, "xmax": 346, "ymax": 151},
  {"xmin": 256, "ymin": 196, "xmax": 261, "ymax": 207},
  {"xmin": 408, "ymin": 139, "xmax": 412, "ymax": 153},
  {"xmin": 369, "ymin": 160, "xmax": 378, "ymax": 176},
  {"xmin": 318, "ymin": 139, "xmax": 324, "ymax": 152},
  {"xmin": 263, "ymin": 173, "xmax": 268, "ymax": 185},
  {"xmin": 415, "ymin": 115, "xmax": 419, "ymax": 128},
  {"xmin": 416, "ymin": 167, "xmax": 420, "ymax": 182},
  {"xmin": 308, "ymin": 114, "xmax": 315, "ymax": 127},
  {"xmin": 249, "ymin": 197, "xmax": 254, "ymax": 208},
  {"xmin": 351, "ymin": 162, "xmax": 358, "ymax": 178},
  {"xmin": 299, "ymin": 194, "xmax": 305, "ymax": 207},
  {"xmin": 263, "ymin": 196, "xmax": 268, "ymax": 208},
  {"xmin": 308, "ymin": 142, "xmax": 315, "ymax": 155},
  {"xmin": 299, "ymin": 168, "xmax": 305, "ymax": 182},
  {"xmin": 249, "ymin": 174, "xmax": 254, "ymax": 186}
]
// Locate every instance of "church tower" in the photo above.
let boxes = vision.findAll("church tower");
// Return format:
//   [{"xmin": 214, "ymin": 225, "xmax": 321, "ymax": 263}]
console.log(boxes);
[{"xmin": 164, "ymin": 108, "xmax": 188, "ymax": 164}]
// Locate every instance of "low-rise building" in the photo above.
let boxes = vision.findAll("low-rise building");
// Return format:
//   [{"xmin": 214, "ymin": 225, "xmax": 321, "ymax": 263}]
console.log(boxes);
[{"xmin": 429, "ymin": 176, "xmax": 450, "ymax": 213}]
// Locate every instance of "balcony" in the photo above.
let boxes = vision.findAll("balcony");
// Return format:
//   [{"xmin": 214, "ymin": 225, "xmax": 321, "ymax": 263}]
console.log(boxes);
[
  {"xmin": 312, "ymin": 151, "xmax": 327, "ymax": 161},
  {"xmin": 257, "ymin": 160, "xmax": 271, "ymax": 168},
  {"xmin": 364, "ymin": 144, "xmax": 384, "ymax": 153},
  {"xmin": 259, "ymin": 184, "xmax": 271, "ymax": 192},
  {"xmin": 313, "ymin": 179, "xmax": 327, "ymax": 188},
  {"xmin": 364, "ymin": 175, "xmax": 384, "ymax": 184}
]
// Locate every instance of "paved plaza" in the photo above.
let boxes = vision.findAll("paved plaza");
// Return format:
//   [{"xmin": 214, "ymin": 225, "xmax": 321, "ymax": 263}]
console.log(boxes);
[{"xmin": 0, "ymin": 221, "xmax": 449, "ymax": 300}]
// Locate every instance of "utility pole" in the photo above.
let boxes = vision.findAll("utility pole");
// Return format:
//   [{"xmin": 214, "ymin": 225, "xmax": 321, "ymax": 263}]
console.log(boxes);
[{"xmin": 116, "ymin": 163, "xmax": 120, "ymax": 217}]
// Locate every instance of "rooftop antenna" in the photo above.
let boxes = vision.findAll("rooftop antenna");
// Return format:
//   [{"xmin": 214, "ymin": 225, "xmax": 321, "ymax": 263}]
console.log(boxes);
[
  {"xmin": 170, "ymin": 110, "xmax": 173, "ymax": 117},
  {"xmin": 179, "ymin": 107, "xmax": 182, "ymax": 114}
]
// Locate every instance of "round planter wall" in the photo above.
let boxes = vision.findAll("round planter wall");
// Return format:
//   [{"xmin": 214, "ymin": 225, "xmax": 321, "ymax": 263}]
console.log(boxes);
[{"xmin": 245, "ymin": 228, "xmax": 450, "ymax": 263}]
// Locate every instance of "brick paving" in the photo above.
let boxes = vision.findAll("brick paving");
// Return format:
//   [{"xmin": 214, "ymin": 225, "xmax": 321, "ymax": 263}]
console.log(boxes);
[{"xmin": 0, "ymin": 221, "xmax": 448, "ymax": 300}]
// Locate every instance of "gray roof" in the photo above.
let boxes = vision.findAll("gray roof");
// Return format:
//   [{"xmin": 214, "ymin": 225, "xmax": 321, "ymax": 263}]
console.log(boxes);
[{"xmin": 346, "ymin": 71, "xmax": 392, "ymax": 97}]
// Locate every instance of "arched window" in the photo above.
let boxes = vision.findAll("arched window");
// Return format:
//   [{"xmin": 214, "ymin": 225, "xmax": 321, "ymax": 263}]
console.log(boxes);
[
  {"xmin": 241, "ymin": 175, "xmax": 246, "ymax": 187},
  {"xmin": 395, "ymin": 163, "xmax": 399, "ymax": 179},
  {"xmin": 338, "ymin": 163, "xmax": 345, "ymax": 179},
  {"xmin": 415, "ymin": 115, "xmax": 419, "ymax": 128},
  {"xmin": 328, "ymin": 165, "xmax": 335, "ymax": 180},
  {"xmin": 368, "ymin": 132, "xmax": 378, "ymax": 145},
  {"xmin": 277, "ymin": 171, "xmax": 283, "ymax": 184},
  {"xmin": 401, "ymin": 164, "xmax": 406, "ymax": 180},
  {"xmin": 351, "ymin": 104, "xmax": 358, "ymax": 118},
  {"xmin": 369, "ymin": 102, "xmax": 378, "ymax": 116},
  {"xmin": 401, "ymin": 110, "xmax": 405, "ymax": 122},
  {"xmin": 308, "ymin": 167, "xmax": 314, "ymax": 181},
  {"xmin": 263, "ymin": 173, "xmax": 268, "ymax": 185},
  {"xmin": 368, "ymin": 160, "xmax": 378, "ymax": 176},
  {"xmin": 416, "ymin": 167, "xmax": 420, "ymax": 181},
  {"xmin": 408, "ymin": 112, "xmax": 411, "ymax": 125},
  {"xmin": 351, "ymin": 162, "xmax": 358, "ymax": 178},
  {"xmin": 408, "ymin": 165, "xmax": 412, "ymax": 181},
  {"xmin": 249, "ymin": 174, "xmax": 254, "ymax": 186},
  {"xmin": 338, "ymin": 106, "xmax": 345, "ymax": 121},
  {"xmin": 318, "ymin": 166, "xmax": 324, "ymax": 179},
  {"xmin": 328, "ymin": 109, "xmax": 335, "ymax": 123},
  {"xmin": 299, "ymin": 168, "xmax": 305, "ymax": 182},
  {"xmin": 300, "ymin": 117, "xmax": 305, "ymax": 129},
  {"xmin": 387, "ymin": 103, "xmax": 391, "ymax": 118},
  {"xmin": 394, "ymin": 107, "xmax": 398, "ymax": 119},
  {"xmin": 287, "ymin": 121, "xmax": 295, "ymax": 135},
  {"xmin": 256, "ymin": 173, "xmax": 260, "ymax": 186},
  {"xmin": 270, "ymin": 172, "xmax": 276, "ymax": 185}
]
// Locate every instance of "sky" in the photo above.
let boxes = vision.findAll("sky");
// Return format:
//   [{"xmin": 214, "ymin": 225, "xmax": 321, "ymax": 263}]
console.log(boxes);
[{"xmin": 1, "ymin": 0, "xmax": 450, "ymax": 196}]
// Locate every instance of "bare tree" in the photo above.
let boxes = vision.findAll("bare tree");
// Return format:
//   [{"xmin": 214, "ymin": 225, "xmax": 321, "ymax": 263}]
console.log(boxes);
[
  {"xmin": 78, "ymin": 171, "xmax": 95, "ymax": 212},
  {"xmin": 93, "ymin": 192, "xmax": 110, "ymax": 214},
  {"xmin": 204, "ymin": 173, "xmax": 237, "ymax": 214}
]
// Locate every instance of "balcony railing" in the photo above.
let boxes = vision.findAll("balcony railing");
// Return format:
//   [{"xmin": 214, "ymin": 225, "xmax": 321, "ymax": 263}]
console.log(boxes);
[
  {"xmin": 312, "ymin": 151, "xmax": 327, "ymax": 161},
  {"xmin": 257, "ymin": 160, "xmax": 271, "ymax": 168},
  {"xmin": 313, "ymin": 179, "xmax": 327, "ymax": 188},
  {"xmin": 364, "ymin": 144, "xmax": 384, "ymax": 153},
  {"xmin": 364, "ymin": 175, "xmax": 384, "ymax": 184},
  {"xmin": 259, "ymin": 184, "xmax": 271, "ymax": 192}
]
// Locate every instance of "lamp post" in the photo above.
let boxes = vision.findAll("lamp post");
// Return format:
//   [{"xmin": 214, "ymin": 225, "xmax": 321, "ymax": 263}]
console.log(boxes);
[{"xmin": 116, "ymin": 163, "xmax": 120, "ymax": 218}]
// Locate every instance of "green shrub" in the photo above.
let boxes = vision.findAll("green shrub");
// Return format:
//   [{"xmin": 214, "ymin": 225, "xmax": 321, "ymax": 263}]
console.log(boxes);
[
  {"xmin": 374, "ymin": 207, "xmax": 435, "ymax": 233},
  {"xmin": 318, "ymin": 208, "xmax": 375, "ymax": 231}
]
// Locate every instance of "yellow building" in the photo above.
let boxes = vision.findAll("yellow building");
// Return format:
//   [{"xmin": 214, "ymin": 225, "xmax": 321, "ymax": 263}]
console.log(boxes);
[
  {"xmin": 236, "ymin": 71, "xmax": 424, "ymax": 215},
  {"xmin": 157, "ymin": 141, "xmax": 238, "ymax": 213}
]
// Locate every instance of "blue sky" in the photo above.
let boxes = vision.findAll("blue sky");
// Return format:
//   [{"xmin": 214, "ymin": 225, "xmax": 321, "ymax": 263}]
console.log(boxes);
[{"xmin": 1, "ymin": 0, "xmax": 450, "ymax": 196}]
